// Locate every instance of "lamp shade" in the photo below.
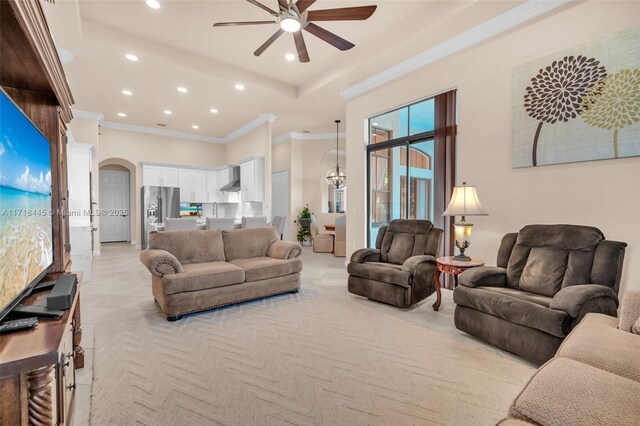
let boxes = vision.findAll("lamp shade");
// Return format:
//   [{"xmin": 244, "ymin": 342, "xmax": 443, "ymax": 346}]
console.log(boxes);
[{"xmin": 443, "ymin": 183, "xmax": 488, "ymax": 216}]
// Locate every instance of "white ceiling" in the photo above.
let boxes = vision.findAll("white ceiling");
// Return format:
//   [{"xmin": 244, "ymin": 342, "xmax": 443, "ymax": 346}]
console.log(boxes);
[{"xmin": 42, "ymin": 0, "xmax": 528, "ymax": 141}]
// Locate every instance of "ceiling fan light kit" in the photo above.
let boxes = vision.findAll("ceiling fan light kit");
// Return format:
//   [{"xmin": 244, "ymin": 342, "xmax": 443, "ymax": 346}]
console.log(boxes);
[{"xmin": 213, "ymin": 0, "xmax": 377, "ymax": 63}]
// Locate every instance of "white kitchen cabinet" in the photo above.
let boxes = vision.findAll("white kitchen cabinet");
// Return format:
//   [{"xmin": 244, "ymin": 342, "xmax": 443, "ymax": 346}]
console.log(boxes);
[
  {"xmin": 179, "ymin": 168, "xmax": 208, "ymax": 202},
  {"xmin": 206, "ymin": 171, "xmax": 218, "ymax": 203},
  {"xmin": 162, "ymin": 167, "xmax": 179, "ymax": 187},
  {"xmin": 240, "ymin": 158, "xmax": 264, "ymax": 202},
  {"xmin": 192, "ymin": 170, "xmax": 207, "ymax": 202},
  {"xmin": 143, "ymin": 166, "xmax": 161, "ymax": 186},
  {"xmin": 143, "ymin": 165, "xmax": 178, "ymax": 187},
  {"xmin": 178, "ymin": 169, "xmax": 191, "ymax": 202}
]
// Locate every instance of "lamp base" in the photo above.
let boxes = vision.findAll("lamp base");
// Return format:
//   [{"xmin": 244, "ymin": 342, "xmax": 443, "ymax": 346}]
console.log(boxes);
[{"xmin": 453, "ymin": 254, "xmax": 472, "ymax": 262}]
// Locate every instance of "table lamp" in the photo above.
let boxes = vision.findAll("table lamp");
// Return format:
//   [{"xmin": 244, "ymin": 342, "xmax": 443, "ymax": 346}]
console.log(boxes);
[{"xmin": 443, "ymin": 182, "xmax": 488, "ymax": 261}]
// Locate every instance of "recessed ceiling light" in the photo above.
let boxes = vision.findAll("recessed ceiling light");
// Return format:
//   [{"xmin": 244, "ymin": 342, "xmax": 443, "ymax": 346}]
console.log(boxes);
[
  {"xmin": 146, "ymin": 0, "xmax": 160, "ymax": 9},
  {"xmin": 192, "ymin": 125, "xmax": 199, "ymax": 129},
  {"xmin": 235, "ymin": 83, "xmax": 245, "ymax": 91},
  {"xmin": 210, "ymin": 108, "xmax": 219, "ymax": 114},
  {"xmin": 177, "ymin": 86, "xmax": 188, "ymax": 93},
  {"xmin": 372, "ymin": 122, "xmax": 379, "ymax": 126},
  {"xmin": 122, "ymin": 89, "xmax": 133, "ymax": 96},
  {"xmin": 285, "ymin": 53, "xmax": 295, "ymax": 61},
  {"xmin": 117, "ymin": 112, "xmax": 126, "ymax": 117},
  {"xmin": 125, "ymin": 54, "xmax": 139, "ymax": 61},
  {"xmin": 163, "ymin": 110, "xmax": 172, "ymax": 115}
]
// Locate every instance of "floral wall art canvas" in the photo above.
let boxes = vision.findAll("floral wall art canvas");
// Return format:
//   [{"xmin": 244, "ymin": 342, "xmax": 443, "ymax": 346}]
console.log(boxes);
[{"xmin": 512, "ymin": 27, "xmax": 640, "ymax": 168}]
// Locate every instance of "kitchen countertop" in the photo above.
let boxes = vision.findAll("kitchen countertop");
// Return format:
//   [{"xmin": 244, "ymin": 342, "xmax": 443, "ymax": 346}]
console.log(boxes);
[{"xmin": 152, "ymin": 218, "xmax": 242, "ymax": 231}]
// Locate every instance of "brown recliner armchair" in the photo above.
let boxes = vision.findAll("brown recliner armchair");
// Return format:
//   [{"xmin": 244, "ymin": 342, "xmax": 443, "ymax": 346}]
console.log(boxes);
[
  {"xmin": 454, "ymin": 224, "xmax": 626, "ymax": 365},
  {"xmin": 348, "ymin": 219, "xmax": 443, "ymax": 308}
]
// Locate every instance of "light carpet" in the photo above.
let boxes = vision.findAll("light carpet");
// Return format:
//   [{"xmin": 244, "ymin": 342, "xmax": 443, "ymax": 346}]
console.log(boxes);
[{"xmin": 90, "ymin": 283, "xmax": 532, "ymax": 425}]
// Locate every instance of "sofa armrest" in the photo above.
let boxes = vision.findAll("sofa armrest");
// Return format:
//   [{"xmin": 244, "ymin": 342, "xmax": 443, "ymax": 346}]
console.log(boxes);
[
  {"xmin": 618, "ymin": 291, "xmax": 640, "ymax": 332},
  {"xmin": 139, "ymin": 249, "xmax": 184, "ymax": 277},
  {"xmin": 268, "ymin": 240, "xmax": 302, "ymax": 260},
  {"xmin": 401, "ymin": 255, "xmax": 437, "ymax": 274},
  {"xmin": 350, "ymin": 248, "xmax": 381, "ymax": 263},
  {"xmin": 459, "ymin": 266, "xmax": 506, "ymax": 288},
  {"xmin": 550, "ymin": 284, "xmax": 618, "ymax": 319}
]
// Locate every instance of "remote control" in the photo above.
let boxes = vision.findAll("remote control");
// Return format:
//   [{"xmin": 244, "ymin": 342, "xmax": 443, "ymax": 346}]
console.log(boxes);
[{"xmin": 0, "ymin": 317, "xmax": 38, "ymax": 334}]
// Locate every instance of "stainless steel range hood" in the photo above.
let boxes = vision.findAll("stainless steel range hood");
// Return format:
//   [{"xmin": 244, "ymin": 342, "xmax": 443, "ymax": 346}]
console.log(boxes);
[{"xmin": 220, "ymin": 166, "xmax": 241, "ymax": 192}]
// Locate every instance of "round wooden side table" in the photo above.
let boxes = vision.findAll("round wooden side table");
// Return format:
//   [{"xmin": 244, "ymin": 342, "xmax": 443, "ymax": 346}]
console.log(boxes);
[{"xmin": 432, "ymin": 256, "xmax": 484, "ymax": 311}]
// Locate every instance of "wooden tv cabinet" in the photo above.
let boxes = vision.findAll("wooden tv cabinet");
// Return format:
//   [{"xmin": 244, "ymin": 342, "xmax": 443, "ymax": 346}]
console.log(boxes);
[{"xmin": 0, "ymin": 273, "xmax": 83, "ymax": 426}]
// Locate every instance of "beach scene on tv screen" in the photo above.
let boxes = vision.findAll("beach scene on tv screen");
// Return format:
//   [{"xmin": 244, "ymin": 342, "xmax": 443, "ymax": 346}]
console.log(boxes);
[{"xmin": 0, "ymin": 93, "xmax": 53, "ymax": 309}]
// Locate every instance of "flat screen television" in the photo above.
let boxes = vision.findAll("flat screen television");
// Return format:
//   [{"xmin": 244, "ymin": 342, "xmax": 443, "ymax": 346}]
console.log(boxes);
[{"xmin": 0, "ymin": 89, "xmax": 54, "ymax": 321}]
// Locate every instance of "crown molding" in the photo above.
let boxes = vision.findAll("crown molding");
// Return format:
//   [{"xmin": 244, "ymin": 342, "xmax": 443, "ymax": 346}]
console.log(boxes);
[
  {"xmin": 72, "ymin": 109, "xmax": 277, "ymax": 144},
  {"xmin": 100, "ymin": 120, "xmax": 223, "ymax": 143},
  {"xmin": 272, "ymin": 132, "xmax": 346, "ymax": 145},
  {"xmin": 72, "ymin": 109, "xmax": 104, "ymax": 121},
  {"xmin": 340, "ymin": 0, "xmax": 571, "ymax": 101},
  {"xmin": 221, "ymin": 114, "xmax": 277, "ymax": 144}
]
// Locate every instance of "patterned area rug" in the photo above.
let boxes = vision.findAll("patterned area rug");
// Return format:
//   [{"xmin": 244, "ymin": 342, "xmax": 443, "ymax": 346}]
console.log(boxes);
[{"xmin": 90, "ymin": 285, "xmax": 532, "ymax": 425}]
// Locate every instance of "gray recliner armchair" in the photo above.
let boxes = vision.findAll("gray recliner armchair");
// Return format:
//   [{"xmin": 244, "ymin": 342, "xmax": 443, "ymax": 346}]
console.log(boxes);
[
  {"xmin": 454, "ymin": 224, "xmax": 626, "ymax": 365},
  {"xmin": 348, "ymin": 219, "xmax": 443, "ymax": 308}
]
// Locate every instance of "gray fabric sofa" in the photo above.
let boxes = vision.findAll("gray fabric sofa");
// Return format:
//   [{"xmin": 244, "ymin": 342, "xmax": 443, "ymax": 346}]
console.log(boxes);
[
  {"xmin": 454, "ymin": 224, "xmax": 626, "ymax": 364},
  {"xmin": 498, "ymin": 292, "xmax": 640, "ymax": 425},
  {"xmin": 347, "ymin": 219, "xmax": 443, "ymax": 308},
  {"xmin": 140, "ymin": 227, "xmax": 302, "ymax": 320}
]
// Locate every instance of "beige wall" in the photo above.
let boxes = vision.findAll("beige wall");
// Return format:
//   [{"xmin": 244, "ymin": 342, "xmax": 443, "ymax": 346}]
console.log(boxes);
[
  {"xmin": 346, "ymin": 2, "xmax": 640, "ymax": 294},
  {"xmin": 68, "ymin": 117, "xmax": 101, "ymax": 251},
  {"xmin": 98, "ymin": 127, "xmax": 226, "ymax": 246},
  {"xmin": 273, "ymin": 137, "xmax": 347, "ymax": 242},
  {"xmin": 225, "ymin": 123, "xmax": 272, "ymax": 219}
]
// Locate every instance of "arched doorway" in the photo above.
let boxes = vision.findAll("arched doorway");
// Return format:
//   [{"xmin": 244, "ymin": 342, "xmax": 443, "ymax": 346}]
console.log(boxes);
[{"xmin": 97, "ymin": 158, "xmax": 136, "ymax": 247}]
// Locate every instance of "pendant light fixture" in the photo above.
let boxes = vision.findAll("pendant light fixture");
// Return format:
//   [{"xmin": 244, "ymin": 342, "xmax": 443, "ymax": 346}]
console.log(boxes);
[{"xmin": 326, "ymin": 120, "xmax": 347, "ymax": 190}]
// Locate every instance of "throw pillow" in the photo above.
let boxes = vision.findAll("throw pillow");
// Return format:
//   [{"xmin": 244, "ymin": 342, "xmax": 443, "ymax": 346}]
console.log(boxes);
[{"xmin": 633, "ymin": 317, "xmax": 640, "ymax": 335}]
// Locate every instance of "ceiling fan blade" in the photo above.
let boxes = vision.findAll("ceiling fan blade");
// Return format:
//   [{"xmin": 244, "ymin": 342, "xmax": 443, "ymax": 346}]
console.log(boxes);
[
  {"xmin": 307, "ymin": 6, "xmax": 377, "ymax": 21},
  {"xmin": 294, "ymin": 0, "xmax": 316, "ymax": 13},
  {"xmin": 277, "ymin": 0, "xmax": 289, "ymax": 10},
  {"xmin": 246, "ymin": 0, "xmax": 278, "ymax": 16},
  {"xmin": 303, "ymin": 23, "xmax": 354, "ymax": 51},
  {"xmin": 293, "ymin": 31, "xmax": 310, "ymax": 63},
  {"xmin": 254, "ymin": 28, "xmax": 285, "ymax": 56},
  {"xmin": 213, "ymin": 21, "xmax": 276, "ymax": 27}
]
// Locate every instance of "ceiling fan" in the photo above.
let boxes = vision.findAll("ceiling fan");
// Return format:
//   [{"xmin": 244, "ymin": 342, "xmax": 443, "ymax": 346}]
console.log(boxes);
[{"xmin": 213, "ymin": 0, "xmax": 377, "ymax": 63}]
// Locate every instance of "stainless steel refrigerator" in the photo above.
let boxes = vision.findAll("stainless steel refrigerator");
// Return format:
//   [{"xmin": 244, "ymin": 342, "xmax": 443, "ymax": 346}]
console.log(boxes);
[{"xmin": 141, "ymin": 186, "xmax": 180, "ymax": 249}]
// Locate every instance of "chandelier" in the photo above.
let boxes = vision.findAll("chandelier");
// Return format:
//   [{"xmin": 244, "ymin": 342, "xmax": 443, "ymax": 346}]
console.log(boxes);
[{"xmin": 326, "ymin": 120, "xmax": 347, "ymax": 189}]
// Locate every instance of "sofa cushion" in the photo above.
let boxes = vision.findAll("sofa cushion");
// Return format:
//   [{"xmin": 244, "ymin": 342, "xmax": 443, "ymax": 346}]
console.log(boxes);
[
  {"xmin": 347, "ymin": 261, "xmax": 411, "ymax": 287},
  {"xmin": 557, "ymin": 313, "xmax": 640, "ymax": 382},
  {"xmin": 453, "ymin": 285, "xmax": 568, "ymax": 337},
  {"xmin": 149, "ymin": 229, "xmax": 225, "ymax": 264},
  {"xmin": 229, "ymin": 257, "xmax": 302, "ymax": 282},
  {"xmin": 506, "ymin": 225, "xmax": 604, "ymax": 295},
  {"xmin": 162, "ymin": 262, "xmax": 245, "ymax": 295},
  {"xmin": 509, "ymin": 358, "xmax": 640, "ymax": 426},
  {"xmin": 222, "ymin": 228, "xmax": 278, "ymax": 261}
]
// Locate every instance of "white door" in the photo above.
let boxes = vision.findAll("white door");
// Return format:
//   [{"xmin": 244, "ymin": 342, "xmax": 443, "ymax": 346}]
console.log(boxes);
[
  {"xmin": 99, "ymin": 170, "xmax": 130, "ymax": 242},
  {"xmin": 271, "ymin": 170, "xmax": 289, "ymax": 239}
]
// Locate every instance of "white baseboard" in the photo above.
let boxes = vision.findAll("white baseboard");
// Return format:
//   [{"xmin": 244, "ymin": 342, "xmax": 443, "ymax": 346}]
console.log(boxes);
[
  {"xmin": 93, "ymin": 250, "xmax": 101, "ymax": 256},
  {"xmin": 135, "ymin": 245, "xmax": 142, "ymax": 250}
]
